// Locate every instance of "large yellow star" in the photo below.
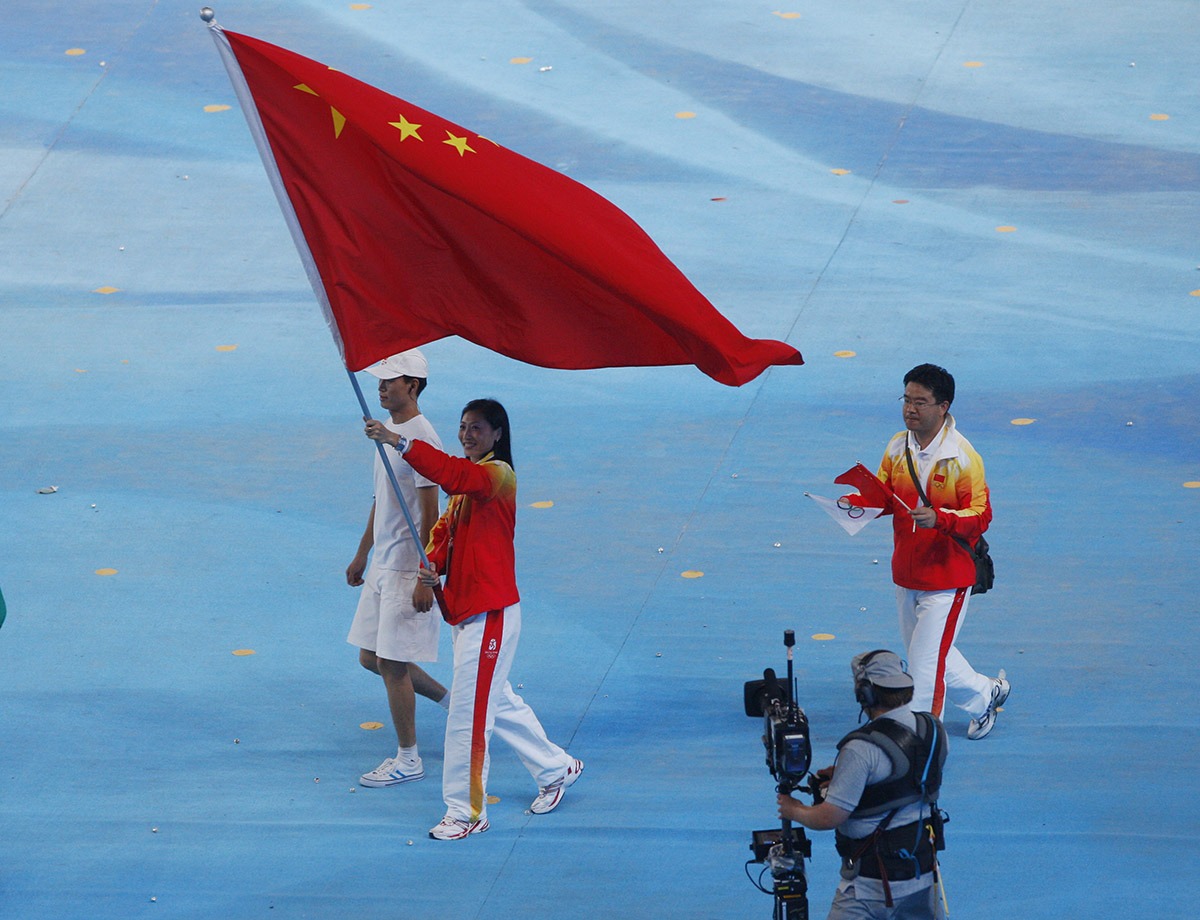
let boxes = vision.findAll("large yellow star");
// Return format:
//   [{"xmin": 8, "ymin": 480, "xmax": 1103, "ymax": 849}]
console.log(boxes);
[
  {"xmin": 388, "ymin": 115, "xmax": 423, "ymax": 142},
  {"xmin": 443, "ymin": 131, "xmax": 475, "ymax": 157}
]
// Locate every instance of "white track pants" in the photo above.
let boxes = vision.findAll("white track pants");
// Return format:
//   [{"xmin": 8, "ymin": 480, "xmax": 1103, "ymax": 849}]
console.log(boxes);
[
  {"xmin": 896, "ymin": 586, "xmax": 992, "ymax": 718},
  {"xmin": 442, "ymin": 604, "xmax": 572, "ymax": 822}
]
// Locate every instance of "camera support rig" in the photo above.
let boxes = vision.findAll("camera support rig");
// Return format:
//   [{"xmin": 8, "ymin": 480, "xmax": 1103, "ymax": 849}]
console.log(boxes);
[{"xmin": 744, "ymin": 630, "xmax": 814, "ymax": 920}]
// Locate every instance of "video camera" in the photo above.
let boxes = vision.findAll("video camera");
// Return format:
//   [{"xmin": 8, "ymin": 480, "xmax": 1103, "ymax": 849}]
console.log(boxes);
[
  {"xmin": 743, "ymin": 630, "xmax": 812, "ymax": 794},
  {"xmin": 743, "ymin": 630, "xmax": 814, "ymax": 920}
]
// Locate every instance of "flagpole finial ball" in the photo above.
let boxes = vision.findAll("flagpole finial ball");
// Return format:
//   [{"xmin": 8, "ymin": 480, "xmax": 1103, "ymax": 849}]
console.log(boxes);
[{"xmin": 200, "ymin": 7, "xmax": 215, "ymax": 22}]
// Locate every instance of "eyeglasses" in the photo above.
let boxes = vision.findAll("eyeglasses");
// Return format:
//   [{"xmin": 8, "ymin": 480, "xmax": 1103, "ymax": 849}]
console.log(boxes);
[{"xmin": 898, "ymin": 395, "xmax": 942, "ymax": 409}]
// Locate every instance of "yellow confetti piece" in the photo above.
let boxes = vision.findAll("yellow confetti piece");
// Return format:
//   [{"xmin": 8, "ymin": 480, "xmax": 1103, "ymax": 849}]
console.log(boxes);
[
  {"xmin": 487, "ymin": 795, "xmax": 501, "ymax": 804},
  {"xmin": 93, "ymin": 286, "xmax": 120, "ymax": 294},
  {"xmin": 772, "ymin": 11, "xmax": 802, "ymax": 18},
  {"xmin": 995, "ymin": 225, "xmax": 1017, "ymax": 233},
  {"xmin": 1183, "ymin": 481, "xmax": 1200, "ymax": 489},
  {"xmin": 963, "ymin": 61, "xmax": 984, "ymax": 68},
  {"xmin": 675, "ymin": 111, "xmax": 697, "ymax": 119},
  {"xmin": 681, "ymin": 570, "xmax": 704, "ymax": 579},
  {"xmin": 360, "ymin": 722, "xmax": 384, "ymax": 731},
  {"xmin": 1188, "ymin": 290, "xmax": 1200, "ymax": 297},
  {"xmin": 530, "ymin": 500, "xmax": 554, "ymax": 508},
  {"xmin": 1149, "ymin": 113, "xmax": 1170, "ymax": 121},
  {"xmin": 216, "ymin": 344, "xmax": 238, "ymax": 352},
  {"xmin": 203, "ymin": 104, "xmax": 231, "ymax": 113},
  {"xmin": 232, "ymin": 649, "xmax": 256, "ymax": 656},
  {"xmin": 75, "ymin": 369, "xmax": 88, "ymax": 374},
  {"xmin": 834, "ymin": 350, "xmax": 857, "ymax": 358},
  {"xmin": 830, "ymin": 168, "xmax": 850, "ymax": 175},
  {"xmin": 510, "ymin": 57, "xmax": 533, "ymax": 64},
  {"xmin": 95, "ymin": 568, "xmax": 118, "ymax": 576},
  {"xmin": 350, "ymin": 2, "xmax": 372, "ymax": 8},
  {"xmin": 812, "ymin": 633, "xmax": 835, "ymax": 641},
  {"xmin": 65, "ymin": 48, "xmax": 86, "ymax": 56},
  {"xmin": 1011, "ymin": 418, "xmax": 1036, "ymax": 426}
]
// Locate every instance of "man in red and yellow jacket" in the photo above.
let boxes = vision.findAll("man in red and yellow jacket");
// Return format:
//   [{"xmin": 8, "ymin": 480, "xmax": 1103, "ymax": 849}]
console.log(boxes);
[{"xmin": 874, "ymin": 364, "xmax": 1009, "ymax": 740}]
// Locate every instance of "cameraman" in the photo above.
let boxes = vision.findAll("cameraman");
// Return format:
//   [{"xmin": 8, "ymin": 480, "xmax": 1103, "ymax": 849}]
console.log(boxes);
[{"xmin": 778, "ymin": 650, "xmax": 948, "ymax": 920}]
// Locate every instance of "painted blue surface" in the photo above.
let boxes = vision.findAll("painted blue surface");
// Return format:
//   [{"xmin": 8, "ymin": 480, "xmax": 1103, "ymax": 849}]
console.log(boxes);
[{"xmin": 2, "ymin": 1, "xmax": 1197, "ymax": 917}]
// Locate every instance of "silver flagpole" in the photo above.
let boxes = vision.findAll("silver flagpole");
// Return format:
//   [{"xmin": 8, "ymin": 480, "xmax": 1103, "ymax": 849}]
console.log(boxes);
[{"xmin": 202, "ymin": 8, "xmax": 441, "ymax": 604}]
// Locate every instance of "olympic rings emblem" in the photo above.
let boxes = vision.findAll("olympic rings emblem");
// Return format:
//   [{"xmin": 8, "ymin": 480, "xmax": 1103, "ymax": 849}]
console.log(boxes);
[{"xmin": 837, "ymin": 497, "xmax": 865, "ymax": 519}]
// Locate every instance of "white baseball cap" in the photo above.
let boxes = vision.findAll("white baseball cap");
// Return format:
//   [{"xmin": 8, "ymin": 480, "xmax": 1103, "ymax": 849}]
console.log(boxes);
[{"xmin": 362, "ymin": 349, "xmax": 428, "ymax": 380}]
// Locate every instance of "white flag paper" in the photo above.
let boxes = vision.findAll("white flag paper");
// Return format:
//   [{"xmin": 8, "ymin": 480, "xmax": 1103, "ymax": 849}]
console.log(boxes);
[{"xmin": 805, "ymin": 492, "xmax": 885, "ymax": 536}]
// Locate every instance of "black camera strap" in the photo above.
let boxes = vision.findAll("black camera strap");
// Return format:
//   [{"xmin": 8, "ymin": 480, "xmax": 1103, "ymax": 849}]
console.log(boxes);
[{"xmin": 904, "ymin": 445, "xmax": 974, "ymax": 558}]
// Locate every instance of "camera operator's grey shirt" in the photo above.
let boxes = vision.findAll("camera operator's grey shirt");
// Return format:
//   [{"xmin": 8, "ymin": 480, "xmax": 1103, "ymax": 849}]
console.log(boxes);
[{"xmin": 825, "ymin": 705, "xmax": 935, "ymax": 899}]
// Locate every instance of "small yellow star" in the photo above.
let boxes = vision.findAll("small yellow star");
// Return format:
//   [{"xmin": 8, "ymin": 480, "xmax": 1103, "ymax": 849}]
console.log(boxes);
[
  {"xmin": 389, "ymin": 115, "xmax": 423, "ymax": 142},
  {"xmin": 293, "ymin": 85, "xmax": 344, "ymax": 138},
  {"xmin": 443, "ymin": 131, "xmax": 475, "ymax": 157}
]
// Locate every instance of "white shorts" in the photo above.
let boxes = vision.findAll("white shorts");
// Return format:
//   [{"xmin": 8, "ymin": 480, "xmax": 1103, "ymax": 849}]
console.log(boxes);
[{"xmin": 347, "ymin": 566, "xmax": 440, "ymax": 663}]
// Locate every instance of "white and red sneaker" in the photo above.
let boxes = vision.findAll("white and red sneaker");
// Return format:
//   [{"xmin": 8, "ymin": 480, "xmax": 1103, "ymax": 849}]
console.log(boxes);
[
  {"xmin": 529, "ymin": 758, "xmax": 584, "ymax": 815},
  {"xmin": 428, "ymin": 815, "xmax": 489, "ymax": 840}
]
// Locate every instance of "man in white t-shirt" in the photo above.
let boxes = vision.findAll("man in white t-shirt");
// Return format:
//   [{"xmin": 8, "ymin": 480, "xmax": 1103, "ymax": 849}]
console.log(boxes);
[{"xmin": 346, "ymin": 350, "xmax": 449, "ymax": 787}]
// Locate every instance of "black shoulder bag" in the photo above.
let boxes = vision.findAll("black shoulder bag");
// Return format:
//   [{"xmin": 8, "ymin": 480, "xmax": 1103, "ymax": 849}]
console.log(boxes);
[{"xmin": 904, "ymin": 447, "xmax": 994, "ymax": 595}]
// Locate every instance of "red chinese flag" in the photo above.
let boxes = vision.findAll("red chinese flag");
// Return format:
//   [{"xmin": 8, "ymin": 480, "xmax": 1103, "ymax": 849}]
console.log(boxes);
[
  {"xmin": 211, "ymin": 27, "xmax": 803, "ymax": 386},
  {"xmin": 834, "ymin": 463, "xmax": 896, "ymax": 510}
]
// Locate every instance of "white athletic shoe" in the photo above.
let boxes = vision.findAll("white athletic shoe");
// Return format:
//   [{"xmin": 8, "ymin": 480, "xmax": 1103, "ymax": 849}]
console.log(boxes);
[
  {"xmin": 530, "ymin": 758, "xmax": 584, "ymax": 815},
  {"xmin": 967, "ymin": 670, "xmax": 1010, "ymax": 741},
  {"xmin": 359, "ymin": 756, "xmax": 424, "ymax": 787},
  {"xmin": 428, "ymin": 815, "xmax": 489, "ymax": 840}
]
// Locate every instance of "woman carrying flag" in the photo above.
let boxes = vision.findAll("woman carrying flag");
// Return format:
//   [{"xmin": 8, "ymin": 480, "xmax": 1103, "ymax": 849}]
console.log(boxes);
[{"xmin": 365, "ymin": 398, "xmax": 582, "ymax": 840}]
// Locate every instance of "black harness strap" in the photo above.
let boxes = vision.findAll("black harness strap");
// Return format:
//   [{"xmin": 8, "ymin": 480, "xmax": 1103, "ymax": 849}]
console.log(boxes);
[{"xmin": 834, "ymin": 713, "xmax": 947, "ymax": 907}]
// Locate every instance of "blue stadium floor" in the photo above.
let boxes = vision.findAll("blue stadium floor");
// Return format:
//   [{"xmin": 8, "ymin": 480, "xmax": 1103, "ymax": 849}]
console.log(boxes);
[{"xmin": 2, "ymin": 1, "xmax": 1197, "ymax": 917}]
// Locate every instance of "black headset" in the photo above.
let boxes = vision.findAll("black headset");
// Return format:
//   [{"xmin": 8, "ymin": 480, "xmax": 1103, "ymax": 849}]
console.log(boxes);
[{"xmin": 853, "ymin": 649, "xmax": 894, "ymax": 710}]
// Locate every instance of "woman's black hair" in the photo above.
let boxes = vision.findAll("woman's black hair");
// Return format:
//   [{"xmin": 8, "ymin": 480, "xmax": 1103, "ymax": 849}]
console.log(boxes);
[{"xmin": 462, "ymin": 398, "xmax": 513, "ymax": 469}]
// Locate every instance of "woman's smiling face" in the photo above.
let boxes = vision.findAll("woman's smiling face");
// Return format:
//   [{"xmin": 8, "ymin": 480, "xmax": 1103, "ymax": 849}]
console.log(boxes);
[{"xmin": 459, "ymin": 410, "xmax": 500, "ymax": 461}]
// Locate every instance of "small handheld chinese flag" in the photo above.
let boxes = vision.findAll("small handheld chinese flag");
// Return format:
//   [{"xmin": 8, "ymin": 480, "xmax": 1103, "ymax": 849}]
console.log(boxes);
[
  {"xmin": 833, "ymin": 463, "xmax": 896, "ymax": 510},
  {"xmin": 807, "ymin": 463, "xmax": 907, "ymax": 536},
  {"xmin": 207, "ymin": 23, "xmax": 803, "ymax": 386}
]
